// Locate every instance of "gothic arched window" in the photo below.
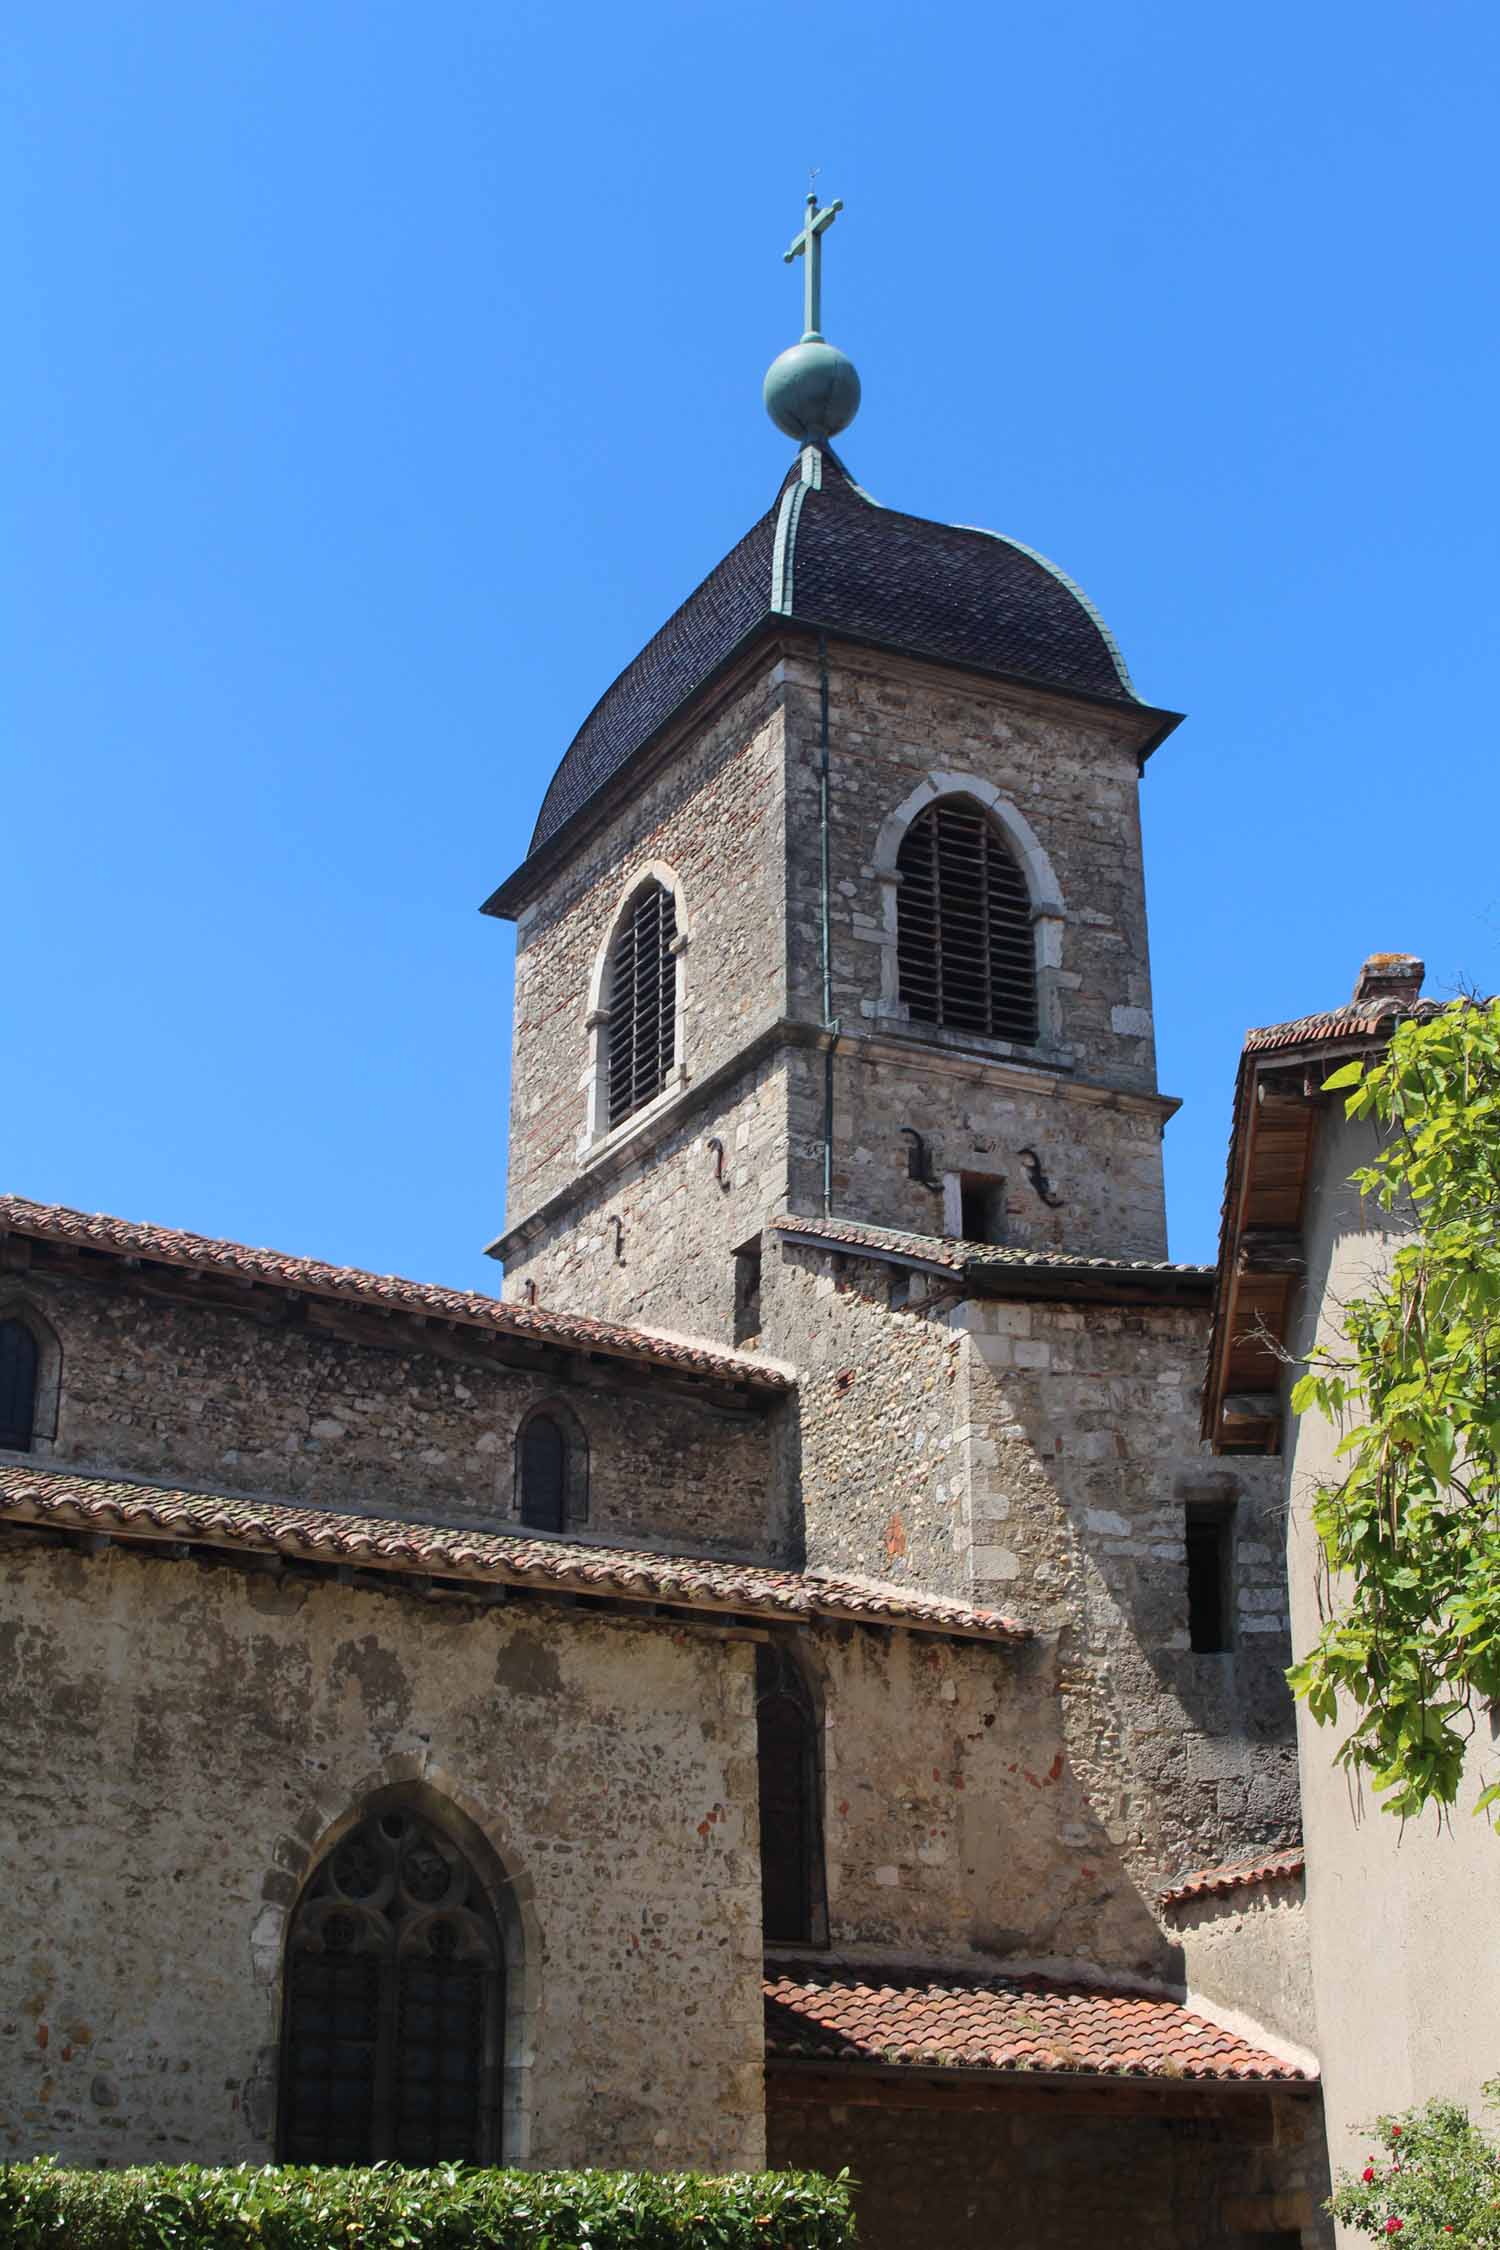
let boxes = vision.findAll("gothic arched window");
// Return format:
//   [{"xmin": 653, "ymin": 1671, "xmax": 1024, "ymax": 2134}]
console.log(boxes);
[
  {"xmin": 607, "ymin": 880, "xmax": 678, "ymax": 1127},
  {"xmin": 0, "ymin": 1318, "xmax": 40, "ymax": 1452},
  {"xmin": 756, "ymin": 1643, "xmax": 824, "ymax": 1946},
  {"xmin": 278, "ymin": 1805, "xmax": 504, "ymax": 2166},
  {"xmin": 896, "ymin": 797, "xmax": 1037, "ymax": 1044},
  {"xmin": 515, "ymin": 1403, "xmax": 588, "ymax": 1534}
]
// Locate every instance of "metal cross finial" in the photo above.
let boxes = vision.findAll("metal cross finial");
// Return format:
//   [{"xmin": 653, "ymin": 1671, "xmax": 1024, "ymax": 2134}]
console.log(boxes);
[{"xmin": 784, "ymin": 191, "xmax": 843, "ymax": 343}]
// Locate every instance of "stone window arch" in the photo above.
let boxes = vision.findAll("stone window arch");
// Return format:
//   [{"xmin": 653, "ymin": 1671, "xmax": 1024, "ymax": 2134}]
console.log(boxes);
[
  {"xmin": 872, "ymin": 774, "xmax": 1066, "ymax": 1051},
  {"xmin": 756, "ymin": 1642, "xmax": 826, "ymax": 1946},
  {"xmin": 582, "ymin": 865, "xmax": 689, "ymax": 1146},
  {"xmin": 277, "ymin": 1796, "xmax": 508, "ymax": 2166},
  {"xmin": 0, "ymin": 1300, "xmax": 62, "ymax": 1455},
  {"xmin": 513, "ymin": 1399, "xmax": 589, "ymax": 1534}
]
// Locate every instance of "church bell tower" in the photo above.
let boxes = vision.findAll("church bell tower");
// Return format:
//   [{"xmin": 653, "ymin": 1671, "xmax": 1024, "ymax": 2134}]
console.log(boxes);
[{"xmin": 482, "ymin": 195, "xmax": 1183, "ymax": 1346}]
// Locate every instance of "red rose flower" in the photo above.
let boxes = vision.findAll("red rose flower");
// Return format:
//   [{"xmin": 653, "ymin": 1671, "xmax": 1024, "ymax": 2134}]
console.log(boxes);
[
  {"xmin": 1385, "ymin": 2221, "xmax": 1403, "ymax": 2236},
  {"xmin": 1364, "ymin": 2168, "xmax": 1376, "ymax": 2183}
]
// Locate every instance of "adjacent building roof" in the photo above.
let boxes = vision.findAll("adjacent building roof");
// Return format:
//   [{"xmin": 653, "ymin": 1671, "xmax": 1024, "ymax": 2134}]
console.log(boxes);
[
  {"xmin": 1160, "ymin": 1848, "xmax": 1306, "ymax": 1910},
  {"xmin": 0, "ymin": 1196, "xmax": 790, "ymax": 1398},
  {"xmin": 772, "ymin": 1212, "xmax": 1213, "ymax": 1304},
  {"xmin": 0, "ymin": 1464, "xmax": 1028, "ymax": 1643},
  {"xmin": 1202, "ymin": 954, "xmax": 1454, "ymax": 1449},
  {"xmin": 763, "ymin": 1964, "xmax": 1308, "ymax": 2082},
  {"xmin": 489, "ymin": 445, "xmax": 1175, "ymax": 894}
]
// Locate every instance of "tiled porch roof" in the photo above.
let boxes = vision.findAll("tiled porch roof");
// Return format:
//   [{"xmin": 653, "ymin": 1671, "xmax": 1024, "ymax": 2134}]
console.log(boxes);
[
  {"xmin": 764, "ymin": 1964, "xmax": 1308, "ymax": 2082},
  {"xmin": 0, "ymin": 1465, "xmax": 1028, "ymax": 1642},
  {"xmin": 1160, "ymin": 1848, "xmax": 1305, "ymax": 1909}
]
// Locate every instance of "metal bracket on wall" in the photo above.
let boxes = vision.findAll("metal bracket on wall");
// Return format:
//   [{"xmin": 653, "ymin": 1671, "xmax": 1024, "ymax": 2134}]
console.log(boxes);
[
  {"xmin": 1016, "ymin": 1147, "xmax": 1065, "ymax": 1210},
  {"xmin": 706, "ymin": 1136, "xmax": 731, "ymax": 1191},
  {"xmin": 610, "ymin": 1215, "xmax": 626, "ymax": 1262},
  {"xmin": 899, "ymin": 1127, "xmax": 942, "ymax": 1191}
]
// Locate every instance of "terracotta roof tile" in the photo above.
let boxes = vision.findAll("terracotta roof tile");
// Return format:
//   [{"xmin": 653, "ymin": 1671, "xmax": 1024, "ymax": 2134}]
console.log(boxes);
[
  {"xmin": 1243, "ymin": 999, "xmax": 1447, "ymax": 1055},
  {"xmin": 0, "ymin": 1465, "xmax": 1028, "ymax": 1642},
  {"xmin": 0, "ymin": 1197, "xmax": 790, "ymax": 1395},
  {"xmin": 772, "ymin": 1213, "xmax": 1211, "ymax": 1287},
  {"xmin": 1159, "ymin": 1848, "xmax": 1305, "ymax": 1909},
  {"xmin": 763, "ymin": 1964, "xmax": 1307, "ymax": 2081}
]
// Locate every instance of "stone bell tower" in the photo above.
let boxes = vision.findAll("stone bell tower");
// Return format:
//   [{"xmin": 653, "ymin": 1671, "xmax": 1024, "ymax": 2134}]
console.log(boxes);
[{"xmin": 482, "ymin": 194, "xmax": 1183, "ymax": 1346}]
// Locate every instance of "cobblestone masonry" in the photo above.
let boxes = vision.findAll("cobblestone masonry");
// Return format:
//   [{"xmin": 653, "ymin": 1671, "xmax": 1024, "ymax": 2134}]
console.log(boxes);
[
  {"xmin": 8, "ymin": 1268, "xmax": 778, "ymax": 1561},
  {"xmin": 0, "ymin": 1535, "xmax": 765, "ymax": 2170},
  {"xmin": 768, "ymin": 2080, "xmax": 1333, "ymax": 2250}
]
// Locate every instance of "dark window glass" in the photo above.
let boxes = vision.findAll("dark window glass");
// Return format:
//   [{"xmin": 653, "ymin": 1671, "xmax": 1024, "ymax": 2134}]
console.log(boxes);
[
  {"xmin": 519, "ymin": 1415, "xmax": 566, "ymax": 1534},
  {"xmin": 279, "ymin": 1808, "xmax": 503, "ymax": 2166},
  {"xmin": 1186, "ymin": 1505, "xmax": 1233, "ymax": 1653},
  {"xmin": 757, "ymin": 1645, "xmax": 822, "ymax": 1944},
  {"xmin": 959, "ymin": 1175, "xmax": 1007, "ymax": 1245},
  {"xmin": 734, "ymin": 1241, "xmax": 763, "ymax": 1345},
  {"xmin": 896, "ymin": 800, "xmax": 1036, "ymax": 1043},
  {"xmin": 0, "ymin": 1320, "xmax": 39, "ymax": 1452},
  {"xmin": 608, "ymin": 884, "xmax": 677, "ymax": 1127}
]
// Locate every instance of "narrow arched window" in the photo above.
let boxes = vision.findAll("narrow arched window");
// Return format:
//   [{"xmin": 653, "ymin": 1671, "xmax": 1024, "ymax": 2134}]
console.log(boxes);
[
  {"xmin": 608, "ymin": 881, "xmax": 677, "ymax": 1126},
  {"xmin": 279, "ymin": 1805, "xmax": 504, "ymax": 2166},
  {"xmin": 896, "ymin": 797, "xmax": 1037, "ymax": 1043},
  {"xmin": 757, "ymin": 1644, "xmax": 823, "ymax": 1946},
  {"xmin": 515, "ymin": 1404, "xmax": 587, "ymax": 1534},
  {"xmin": 0, "ymin": 1319, "xmax": 39, "ymax": 1452}
]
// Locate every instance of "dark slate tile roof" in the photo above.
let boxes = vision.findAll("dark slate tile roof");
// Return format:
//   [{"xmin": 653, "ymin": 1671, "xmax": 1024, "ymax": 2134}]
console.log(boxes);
[
  {"xmin": 1160, "ymin": 1848, "xmax": 1305, "ymax": 1910},
  {"xmin": 517, "ymin": 446, "xmax": 1144, "ymax": 864},
  {"xmin": 0, "ymin": 1196, "xmax": 791, "ymax": 1396},
  {"xmin": 763, "ymin": 1964, "xmax": 1308, "ymax": 2081},
  {"xmin": 772, "ymin": 1213, "xmax": 1212, "ymax": 1292},
  {"xmin": 0, "ymin": 1465, "xmax": 1028, "ymax": 1642}
]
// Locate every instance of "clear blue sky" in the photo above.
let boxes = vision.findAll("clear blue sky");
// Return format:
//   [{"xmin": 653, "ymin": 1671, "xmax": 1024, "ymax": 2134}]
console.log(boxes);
[{"xmin": 5, "ymin": 1, "xmax": 1496, "ymax": 1289}]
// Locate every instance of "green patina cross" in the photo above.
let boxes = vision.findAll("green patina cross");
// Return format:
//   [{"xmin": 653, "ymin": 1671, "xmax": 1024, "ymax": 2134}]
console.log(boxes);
[{"xmin": 783, "ymin": 192, "xmax": 843, "ymax": 342}]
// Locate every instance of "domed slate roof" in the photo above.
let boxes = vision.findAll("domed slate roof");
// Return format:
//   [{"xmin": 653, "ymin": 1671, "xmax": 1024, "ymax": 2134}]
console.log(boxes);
[{"xmin": 525, "ymin": 446, "xmax": 1142, "ymax": 859}]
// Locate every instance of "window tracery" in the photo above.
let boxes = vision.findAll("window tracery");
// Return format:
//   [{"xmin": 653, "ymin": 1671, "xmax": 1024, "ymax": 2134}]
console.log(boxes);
[{"xmin": 278, "ymin": 1806, "xmax": 503, "ymax": 2166}]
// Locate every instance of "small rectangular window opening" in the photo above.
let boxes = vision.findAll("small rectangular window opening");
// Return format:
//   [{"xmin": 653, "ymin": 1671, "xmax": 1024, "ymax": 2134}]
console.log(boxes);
[
  {"xmin": 733, "ymin": 1238, "xmax": 763, "ymax": 1345},
  {"xmin": 958, "ymin": 1173, "xmax": 1007, "ymax": 1245},
  {"xmin": 1186, "ymin": 1502, "xmax": 1234, "ymax": 1653}
]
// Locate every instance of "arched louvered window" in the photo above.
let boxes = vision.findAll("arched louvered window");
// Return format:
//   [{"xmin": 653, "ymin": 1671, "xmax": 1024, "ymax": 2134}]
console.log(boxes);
[
  {"xmin": 0, "ymin": 1319, "xmax": 39, "ymax": 1452},
  {"xmin": 515, "ymin": 1404, "xmax": 587, "ymax": 1534},
  {"xmin": 608, "ymin": 881, "xmax": 677, "ymax": 1127},
  {"xmin": 756, "ymin": 1644, "xmax": 823, "ymax": 1945},
  {"xmin": 279, "ymin": 1804, "xmax": 504, "ymax": 2166},
  {"xmin": 896, "ymin": 797, "xmax": 1037, "ymax": 1043}
]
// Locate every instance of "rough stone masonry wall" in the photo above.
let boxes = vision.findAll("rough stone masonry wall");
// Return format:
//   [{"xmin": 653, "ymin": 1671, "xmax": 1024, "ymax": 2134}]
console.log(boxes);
[
  {"xmin": 959, "ymin": 1292, "xmax": 1298, "ymax": 1889},
  {"xmin": 776, "ymin": 644, "xmax": 1170, "ymax": 1257},
  {"xmin": 813, "ymin": 1038, "xmax": 1172, "ymax": 1263},
  {"xmin": 502, "ymin": 1050, "xmax": 793, "ymax": 1348},
  {"xmin": 768, "ymin": 2081, "xmax": 1333, "ymax": 2250},
  {"xmin": 814, "ymin": 1620, "xmax": 1173, "ymax": 1980},
  {"xmin": 504, "ymin": 668, "xmax": 789, "ymax": 1227},
  {"xmin": 0, "ymin": 1537, "xmax": 765, "ymax": 2170},
  {"xmin": 9, "ymin": 1268, "xmax": 776, "ymax": 1561}
]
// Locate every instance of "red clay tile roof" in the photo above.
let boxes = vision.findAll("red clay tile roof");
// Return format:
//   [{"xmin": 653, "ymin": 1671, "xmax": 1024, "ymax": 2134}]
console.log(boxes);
[
  {"xmin": 763, "ymin": 1965, "xmax": 1307, "ymax": 2081},
  {"xmin": 0, "ymin": 1197, "xmax": 790, "ymax": 1395},
  {"xmin": 773, "ymin": 1214, "xmax": 1211, "ymax": 1286},
  {"xmin": 1160, "ymin": 1848, "xmax": 1305, "ymax": 1909},
  {"xmin": 1243, "ymin": 999, "xmax": 1446, "ymax": 1056},
  {"xmin": 0, "ymin": 1464, "xmax": 1028, "ymax": 1642}
]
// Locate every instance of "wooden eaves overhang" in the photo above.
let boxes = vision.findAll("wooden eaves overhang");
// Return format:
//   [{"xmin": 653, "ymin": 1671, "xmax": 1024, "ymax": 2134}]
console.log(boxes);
[{"xmin": 1201, "ymin": 1012, "xmax": 1434, "ymax": 1452}]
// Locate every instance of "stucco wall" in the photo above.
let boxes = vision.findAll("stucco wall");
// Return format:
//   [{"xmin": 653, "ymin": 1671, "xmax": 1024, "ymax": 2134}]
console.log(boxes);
[
  {"xmin": 0, "ymin": 1535, "xmax": 764, "ymax": 2170},
  {"xmin": 1168, "ymin": 1879, "xmax": 1319, "ymax": 2058},
  {"xmin": 1285, "ymin": 1104, "xmax": 1500, "ymax": 2209},
  {"xmin": 2, "ymin": 1269, "xmax": 777, "ymax": 1562}
]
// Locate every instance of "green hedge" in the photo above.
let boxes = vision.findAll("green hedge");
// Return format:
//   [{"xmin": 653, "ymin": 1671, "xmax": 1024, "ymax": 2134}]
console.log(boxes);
[{"xmin": 0, "ymin": 2162, "xmax": 853, "ymax": 2250}]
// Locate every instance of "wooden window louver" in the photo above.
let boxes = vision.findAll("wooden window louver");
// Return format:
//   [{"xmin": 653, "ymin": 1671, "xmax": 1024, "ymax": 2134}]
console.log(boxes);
[
  {"xmin": 0, "ymin": 1319, "xmax": 38, "ymax": 1452},
  {"xmin": 279, "ymin": 1806, "xmax": 503, "ymax": 2166},
  {"xmin": 896, "ymin": 799, "xmax": 1037, "ymax": 1043},
  {"xmin": 607, "ymin": 883, "xmax": 677, "ymax": 1127}
]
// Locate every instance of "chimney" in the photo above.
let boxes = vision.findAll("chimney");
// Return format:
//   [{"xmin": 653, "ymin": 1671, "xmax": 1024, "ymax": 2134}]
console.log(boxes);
[{"xmin": 1351, "ymin": 953, "xmax": 1425, "ymax": 1011}]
